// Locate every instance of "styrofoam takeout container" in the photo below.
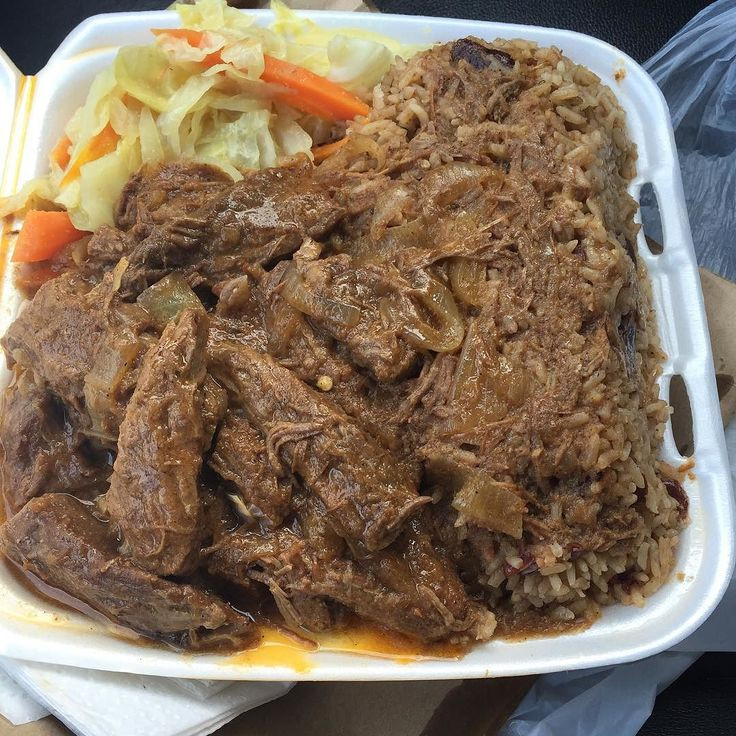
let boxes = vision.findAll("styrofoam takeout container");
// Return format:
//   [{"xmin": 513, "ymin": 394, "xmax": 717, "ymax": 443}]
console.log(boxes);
[{"xmin": 0, "ymin": 10, "xmax": 733, "ymax": 681}]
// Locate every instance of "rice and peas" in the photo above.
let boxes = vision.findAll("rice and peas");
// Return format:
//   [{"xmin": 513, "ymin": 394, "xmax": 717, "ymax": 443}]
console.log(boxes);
[{"xmin": 346, "ymin": 39, "xmax": 683, "ymax": 626}]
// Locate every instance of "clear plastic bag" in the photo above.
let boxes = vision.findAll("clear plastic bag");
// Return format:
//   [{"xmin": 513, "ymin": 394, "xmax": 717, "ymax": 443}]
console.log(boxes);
[
  {"xmin": 642, "ymin": 0, "xmax": 736, "ymax": 280},
  {"xmin": 499, "ymin": 653, "xmax": 698, "ymax": 736}
]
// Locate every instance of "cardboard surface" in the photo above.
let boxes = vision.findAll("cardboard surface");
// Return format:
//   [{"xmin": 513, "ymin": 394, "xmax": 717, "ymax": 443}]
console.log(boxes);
[
  {"xmin": 0, "ymin": 717, "xmax": 69, "ymax": 736},
  {"xmin": 699, "ymin": 268, "xmax": 736, "ymax": 426},
  {"xmin": 219, "ymin": 678, "xmax": 537, "ymax": 736},
  {"xmin": 668, "ymin": 268, "xmax": 736, "ymax": 457}
]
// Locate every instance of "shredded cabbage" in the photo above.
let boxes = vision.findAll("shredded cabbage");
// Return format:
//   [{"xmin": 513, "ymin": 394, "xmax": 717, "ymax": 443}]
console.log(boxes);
[
  {"xmin": 198, "ymin": 109, "xmax": 273, "ymax": 171},
  {"xmin": 114, "ymin": 46, "xmax": 180, "ymax": 113},
  {"xmin": 327, "ymin": 36, "xmax": 394, "ymax": 92},
  {"xmin": 0, "ymin": 0, "xmax": 421, "ymax": 232},
  {"xmin": 177, "ymin": 0, "xmax": 257, "ymax": 35}
]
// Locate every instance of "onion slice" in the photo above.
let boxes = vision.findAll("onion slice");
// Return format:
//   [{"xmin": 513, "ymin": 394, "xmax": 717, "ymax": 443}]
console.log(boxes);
[
  {"xmin": 402, "ymin": 270, "xmax": 465, "ymax": 353},
  {"xmin": 448, "ymin": 258, "xmax": 487, "ymax": 306},
  {"xmin": 281, "ymin": 263, "xmax": 361, "ymax": 328},
  {"xmin": 136, "ymin": 273, "xmax": 204, "ymax": 329}
]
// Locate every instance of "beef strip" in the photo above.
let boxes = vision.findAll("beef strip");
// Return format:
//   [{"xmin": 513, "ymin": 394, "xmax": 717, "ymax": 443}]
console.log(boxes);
[
  {"xmin": 211, "ymin": 267, "xmax": 413, "ymax": 464},
  {"xmin": 205, "ymin": 525, "xmax": 328, "ymax": 631},
  {"xmin": 105, "ymin": 309, "xmax": 209, "ymax": 576},
  {"xmin": 83, "ymin": 304, "xmax": 158, "ymax": 445},
  {"xmin": 263, "ymin": 264, "xmax": 410, "ymax": 451},
  {"xmin": 2, "ymin": 274, "xmax": 112, "ymax": 415},
  {"xmin": 84, "ymin": 226, "xmax": 131, "ymax": 274},
  {"xmin": 210, "ymin": 272, "xmax": 270, "ymax": 354},
  {"xmin": 283, "ymin": 493, "xmax": 347, "ymax": 632},
  {"xmin": 206, "ymin": 497, "xmax": 495, "ymax": 642},
  {"xmin": 0, "ymin": 370, "xmax": 109, "ymax": 514},
  {"xmin": 203, "ymin": 157, "xmax": 344, "ymax": 264},
  {"xmin": 428, "ymin": 499, "xmax": 488, "ymax": 594},
  {"xmin": 122, "ymin": 156, "xmax": 344, "ymax": 293},
  {"xmin": 211, "ymin": 264, "xmax": 412, "ymax": 457},
  {"xmin": 86, "ymin": 162, "xmax": 232, "ymax": 283},
  {"xmin": 358, "ymin": 513, "xmax": 492, "ymax": 636},
  {"xmin": 209, "ymin": 411, "xmax": 293, "ymax": 529},
  {"xmin": 210, "ymin": 343, "xmax": 428, "ymax": 552},
  {"xmin": 200, "ymin": 483, "xmax": 239, "ymax": 546},
  {"xmin": 0, "ymin": 494, "xmax": 254, "ymax": 650},
  {"xmin": 115, "ymin": 161, "xmax": 232, "ymax": 233},
  {"xmin": 209, "ymin": 492, "xmax": 343, "ymax": 634},
  {"xmin": 201, "ymin": 374, "xmax": 227, "ymax": 451},
  {"xmin": 2, "ymin": 267, "xmax": 156, "ymax": 439},
  {"xmin": 276, "ymin": 253, "xmax": 420, "ymax": 382},
  {"xmin": 341, "ymin": 500, "xmax": 494, "ymax": 640}
]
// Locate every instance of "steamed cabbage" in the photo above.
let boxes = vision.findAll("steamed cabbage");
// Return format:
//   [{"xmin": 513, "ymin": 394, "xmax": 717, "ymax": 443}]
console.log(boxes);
[{"xmin": 0, "ymin": 0, "xmax": 420, "ymax": 232}]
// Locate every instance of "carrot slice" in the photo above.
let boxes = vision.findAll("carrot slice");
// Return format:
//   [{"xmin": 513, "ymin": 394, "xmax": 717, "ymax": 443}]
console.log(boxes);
[
  {"xmin": 261, "ymin": 56, "xmax": 370, "ymax": 121},
  {"xmin": 15, "ymin": 262, "xmax": 60, "ymax": 293},
  {"xmin": 201, "ymin": 50, "xmax": 225, "ymax": 68},
  {"xmin": 151, "ymin": 28, "xmax": 205, "ymax": 46},
  {"xmin": 12, "ymin": 211, "xmax": 88, "ymax": 263},
  {"xmin": 61, "ymin": 123, "xmax": 119, "ymax": 187},
  {"xmin": 312, "ymin": 137, "xmax": 348, "ymax": 163},
  {"xmin": 50, "ymin": 135, "xmax": 72, "ymax": 170}
]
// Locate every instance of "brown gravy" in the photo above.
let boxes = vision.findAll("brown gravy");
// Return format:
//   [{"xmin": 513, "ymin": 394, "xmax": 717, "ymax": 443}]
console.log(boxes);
[
  {"xmin": 1, "ymin": 541, "xmax": 468, "ymax": 661},
  {"xmin": 494, "ymin": 608, "xmax": 596, "ymax": 641},
  {"xmin": 3, "ymin": 552, "xmax": 110, "ymax": 623}
]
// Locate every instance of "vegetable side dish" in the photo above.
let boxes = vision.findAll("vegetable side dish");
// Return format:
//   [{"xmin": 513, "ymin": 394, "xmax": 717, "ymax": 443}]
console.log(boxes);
[
  {"xmin": 0, "ymin": 0, "xmax": 417, "ymax": 234},
  {"xmin": 0, "ymin": 4, "xmax": 687, "ymax": 653}
]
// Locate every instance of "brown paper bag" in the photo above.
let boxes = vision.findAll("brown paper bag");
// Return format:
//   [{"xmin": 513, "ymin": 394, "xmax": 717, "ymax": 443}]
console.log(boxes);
[{"xmin": 669, "ymin": 268, "xmax": 736, "ymax": 456}]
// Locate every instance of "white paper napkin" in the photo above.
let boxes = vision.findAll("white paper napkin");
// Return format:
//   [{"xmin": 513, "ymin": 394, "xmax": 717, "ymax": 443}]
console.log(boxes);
[
  {"xmin": 0, "ymin": 666, "xmax": 50, "ymax": 725},
  {"xmin": 0, "ymin": 657, "xmax": 292, "ymax": 736}
]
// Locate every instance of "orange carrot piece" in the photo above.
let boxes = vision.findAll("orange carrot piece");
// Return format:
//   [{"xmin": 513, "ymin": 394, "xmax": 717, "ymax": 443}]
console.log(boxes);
[
  {"xmin": 60, "ymin": 123, "xmax": 119, "ymax": 187},
  {"xmin": 200, "ymin": 49, "xmax": 225, "ymax": 68},
  {"xmin": 261, "ymin": 55, "xmax": 370, "ymax": 121},
  {"xmin": 150, "ymin": 28, "xmax": 370, "ymax": 120},
  {"xmin": 50, "ymin": 134, "xmax": 72, "ymax": 170},
  {"xmin": 151, "ymin": 28, "xmax": 205, "ymax": 46},
  {"xmin": 312, "ymin": 137, "xmax": 348, "ymax": 163},
  {"xmin": 12, "ymin": 211, "xmax": 88, "ymax": 263},
  {"xmin": 15, "ymin": 262, "xmax": 60, "ymax": 293}
]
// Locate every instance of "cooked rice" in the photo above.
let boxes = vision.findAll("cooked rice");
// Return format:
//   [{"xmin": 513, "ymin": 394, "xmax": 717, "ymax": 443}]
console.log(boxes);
[{"xmin": 347, "ymin": 39, "xmax": 684, "ymax": 624}]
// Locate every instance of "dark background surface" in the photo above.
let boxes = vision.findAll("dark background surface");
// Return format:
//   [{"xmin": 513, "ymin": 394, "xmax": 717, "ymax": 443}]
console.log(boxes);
[
  {"xmin": 0, "ymin": 0, "xmax": 714, "ymax": 73},
  {"xmin": 0, "ymin": 1, "xmax": 733, "ymax": 735}
]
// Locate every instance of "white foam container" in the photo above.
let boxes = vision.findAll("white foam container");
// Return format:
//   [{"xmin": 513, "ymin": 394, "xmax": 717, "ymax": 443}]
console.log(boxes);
[{"xmin": 0, "ymin": 10, "xmax": 733, "ymax": 681}]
